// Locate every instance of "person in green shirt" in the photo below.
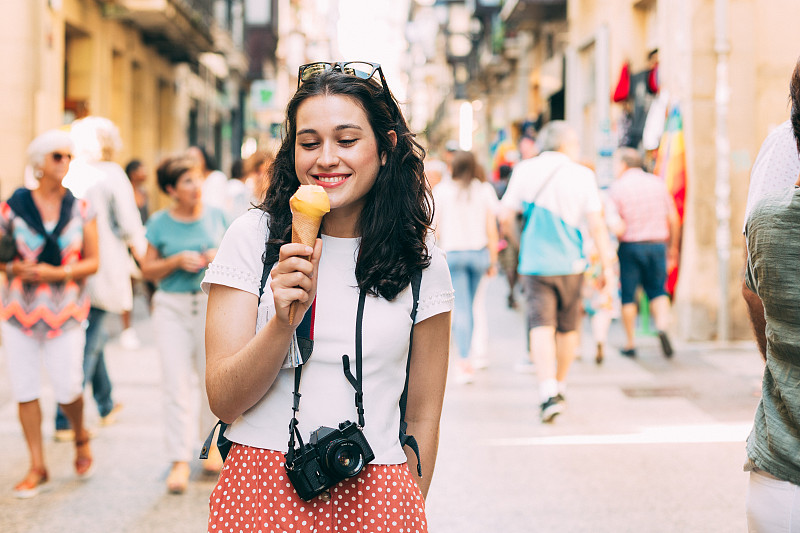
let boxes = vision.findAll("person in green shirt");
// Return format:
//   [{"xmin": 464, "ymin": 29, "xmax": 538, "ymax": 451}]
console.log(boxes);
[
  {"xmin": 742, "ymin": 56, "xmax": 800, "ymax": 531},
  {"xmin": 140, "ymin": 155, "xmax": 229, "ymax": 494}
]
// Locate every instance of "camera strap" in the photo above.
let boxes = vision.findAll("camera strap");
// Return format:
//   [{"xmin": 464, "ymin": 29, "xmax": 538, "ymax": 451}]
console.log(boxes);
[
  {"xmin": 288, "ymin": 286, "xmax": 367, "ymax": 463},
  {"xmin": 285, "ymin": 271, "xmax": 423, "ymax": 474},
  {"xmin": 201, "ymin": 253, "xmax": 315, "ymax": 463},
  {"xmin": 399, "ymin": 270, "xmax": 423, "ymax": 476},
  {"xmin": 341, "ymin": 288, "xmax": 368, "ymax": 427}
]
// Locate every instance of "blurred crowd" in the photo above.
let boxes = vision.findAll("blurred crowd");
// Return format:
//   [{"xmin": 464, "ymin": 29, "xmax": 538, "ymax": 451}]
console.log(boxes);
[
  {"xmin": 428, "ymin": 118, "xmax": 679, "ymax": 424},
  {"xmin": 0, "ymin": 116, "xmax": 272, "ymax": 498},
  {"xmin": 1, "ymin": 112, "xmax": 680, "ymax": 499}
]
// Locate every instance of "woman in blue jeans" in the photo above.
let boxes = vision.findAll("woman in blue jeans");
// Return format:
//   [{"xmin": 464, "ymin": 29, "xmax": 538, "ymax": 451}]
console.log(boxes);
[{"xmin": 433, "ymin": 151, "xmax": 498, "ymax": 383}]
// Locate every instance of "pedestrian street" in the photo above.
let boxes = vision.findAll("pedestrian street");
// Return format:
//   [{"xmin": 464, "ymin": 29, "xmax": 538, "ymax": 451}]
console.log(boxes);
[{"xmin": 0, "ymin": 276, "xmax": 763, "ymax": 533}]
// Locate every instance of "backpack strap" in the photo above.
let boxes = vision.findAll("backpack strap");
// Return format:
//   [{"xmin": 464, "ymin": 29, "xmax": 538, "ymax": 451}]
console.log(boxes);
[
  {"xmin": 399, "ymin": 270, "xmax": 423, "ymax": 476},
  {"xmin": 202, "ymin": 253, "xmax": 314, "ymax": 461},
  {"xmin": 520, "ymin": 162, "xmax": 565, "ymax": 235}
]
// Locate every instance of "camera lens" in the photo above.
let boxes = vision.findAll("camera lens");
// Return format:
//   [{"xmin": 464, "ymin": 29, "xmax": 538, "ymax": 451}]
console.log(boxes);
[{"xmin": 326, "ymin": 441, "xmax": 365, "ymax": 478}]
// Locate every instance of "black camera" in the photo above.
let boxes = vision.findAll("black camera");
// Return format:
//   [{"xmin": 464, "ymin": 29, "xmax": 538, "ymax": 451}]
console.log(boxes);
[{"xmin": 285, "ymin": 420, "xmax": 375, "ymax": 501}]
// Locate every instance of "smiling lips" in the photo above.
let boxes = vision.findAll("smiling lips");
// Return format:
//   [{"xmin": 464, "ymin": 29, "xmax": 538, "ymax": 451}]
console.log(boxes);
[{"xmin": 314, "ymin": 174, "xmax": 349, "ymax": 187}]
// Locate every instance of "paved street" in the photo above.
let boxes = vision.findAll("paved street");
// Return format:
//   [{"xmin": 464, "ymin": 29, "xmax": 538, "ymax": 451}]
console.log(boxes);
[{"xmin": 0, "ymin": 276, "xmax": 763, "ymax": 533}]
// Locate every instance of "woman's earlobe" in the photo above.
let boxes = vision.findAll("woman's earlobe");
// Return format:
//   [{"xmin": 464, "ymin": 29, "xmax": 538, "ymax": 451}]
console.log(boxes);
[{"xmin": 382, "ymin": 130, "xmax": 397, "ymax": 166}]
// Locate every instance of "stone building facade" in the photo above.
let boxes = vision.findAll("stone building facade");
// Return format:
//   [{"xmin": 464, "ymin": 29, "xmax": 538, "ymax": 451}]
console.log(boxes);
[
  {"xmin": 0, "ymin": 0, "xmax": 246, "ymax": 201},
  {"xmin": 565, "ymin": 0, "xmax": 800, "ymax": 340},
  {"xmin": 420, "ymin": 0, "xmax": 799, "ymax": 341}
]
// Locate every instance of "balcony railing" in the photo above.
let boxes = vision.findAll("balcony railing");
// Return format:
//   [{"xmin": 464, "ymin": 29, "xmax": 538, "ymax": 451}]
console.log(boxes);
[
  {"xmin": 500, "ymin": 0, "xmax": 566, "ymax": 31},
  {"xmin": 104, "ymin": 0, "xmax": 216, "ymax": 62}
]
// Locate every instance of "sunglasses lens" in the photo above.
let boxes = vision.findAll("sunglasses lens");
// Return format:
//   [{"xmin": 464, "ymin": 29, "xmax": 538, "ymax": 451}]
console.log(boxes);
[
  {"xmin": 51, "ymin": 153, "xmax": 71, "ymax": 162},
  {"xmin": 343, "ymin": 62, "xmax": 377, "ymax": 80},
  {"xmin": 300, "ymin": 62, "xmax": 332, "ymax": 83}
]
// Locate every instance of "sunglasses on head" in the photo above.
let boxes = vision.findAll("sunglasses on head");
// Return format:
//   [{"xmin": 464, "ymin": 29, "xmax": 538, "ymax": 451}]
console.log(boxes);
[
  {"xmin": 297, "ymin": 61, "xmax": 392, "ymax": 106},
  {"xmin": 50, "ymin": 152, "xmax": 73, "ymax": 163}
]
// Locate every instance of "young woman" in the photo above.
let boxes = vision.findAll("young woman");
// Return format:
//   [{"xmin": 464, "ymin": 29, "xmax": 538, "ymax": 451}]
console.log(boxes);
[
  {"xmin": 432, "ymin": 150, "xmax": 498, "ymax": 383},
  {"xmin": 140, "ymin": 156, "xmax": 229, "ymax": 494},
  {"xmin": 0, "ymin": 129, "xmax": 99, "ymax": 498},
  {"xmin": 203, "ymin": 62, "xmax": 454, "ymax": 532}
]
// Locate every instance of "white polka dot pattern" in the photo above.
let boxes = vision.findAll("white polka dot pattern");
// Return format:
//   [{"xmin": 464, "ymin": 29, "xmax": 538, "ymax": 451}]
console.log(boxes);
[{"xmin": 207, "ymin": 445, "xmax": 428, "ymax": 532}]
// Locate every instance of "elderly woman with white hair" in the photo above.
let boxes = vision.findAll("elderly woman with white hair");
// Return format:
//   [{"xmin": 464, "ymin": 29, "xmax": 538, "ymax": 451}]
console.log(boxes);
[{"xmin": 0, "ymin": 129, "xmax": 99, "ymax": 498}]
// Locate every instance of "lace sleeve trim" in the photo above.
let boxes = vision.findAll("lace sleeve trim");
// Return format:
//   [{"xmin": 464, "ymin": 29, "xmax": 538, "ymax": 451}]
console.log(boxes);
[
  {"xmin": 205, "ymin": 262, "xmax": 260, "ymax": 292},
  {"xmin": 417, "ymin": 289, "xmax": 455, "ymax": 313}
]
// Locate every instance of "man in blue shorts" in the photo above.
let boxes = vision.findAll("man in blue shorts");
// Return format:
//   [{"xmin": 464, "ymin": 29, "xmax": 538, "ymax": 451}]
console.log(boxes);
[{"xmin": 608, "ymin": 147, "xmax": 680, "ymax": 358}]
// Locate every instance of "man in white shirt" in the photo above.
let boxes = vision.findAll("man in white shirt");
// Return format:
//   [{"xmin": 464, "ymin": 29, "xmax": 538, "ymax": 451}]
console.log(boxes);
[
  {"xmin": 500, "ymin": 121, "xmax": 614, "ymax": 423},
  {"xmin": 56, "ymin": 117, "xmax": 147, "ymax": 439}
]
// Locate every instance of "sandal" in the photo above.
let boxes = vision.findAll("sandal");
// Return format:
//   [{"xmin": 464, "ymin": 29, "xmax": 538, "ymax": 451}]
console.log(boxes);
[
  {"xmin": 75, "ymin": 436, "xmax": 94, "ymax": 479},
  {"xmin": 166, "ymin": 462, "xmax": 191, "ymax": 494},
  {"xmin": 13, "ymin": 467, "xmax": 48, "ymax": 499}
]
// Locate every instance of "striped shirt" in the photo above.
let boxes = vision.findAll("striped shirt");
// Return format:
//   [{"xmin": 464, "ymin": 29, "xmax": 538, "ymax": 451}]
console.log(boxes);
[
  {"xmin": 608, "ymin": 168, "xmax": 674, "ymax": 243},
  {"xmin": 0, "ymin": 195, "xmax": 95, "ymax": 338}
]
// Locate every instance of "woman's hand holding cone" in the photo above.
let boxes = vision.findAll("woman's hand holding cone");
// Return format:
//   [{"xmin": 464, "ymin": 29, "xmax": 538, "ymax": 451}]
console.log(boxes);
[
  {"xmin": 270, "ymin": 240, "xmax": 323, "ymax": 327},
  {"xmin": 286, "ymin": 185, "xmax": 329, "ymax": 324}
]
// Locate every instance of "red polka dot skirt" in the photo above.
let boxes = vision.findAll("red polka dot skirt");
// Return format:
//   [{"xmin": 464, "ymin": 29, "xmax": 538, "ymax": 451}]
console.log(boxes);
[{"xmin": 208, "ymin": 444, "xmax": 428, "ymax": 532}]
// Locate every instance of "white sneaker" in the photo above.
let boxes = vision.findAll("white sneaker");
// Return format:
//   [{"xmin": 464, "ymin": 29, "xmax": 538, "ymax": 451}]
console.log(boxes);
[
  {"xmin": 54, "ymin": 429, "xmax": 75, "ymax": 442},
  {"xmin": 100, "ymin": 403, "xmax": 124, "ymax": 427},
  {"xmin": 119, "ymin": 328, "xmax": 141, "ymax": 350},
  {"xmin": 453, "ymin": 359, "xmax": 475, "ymax": 384}
]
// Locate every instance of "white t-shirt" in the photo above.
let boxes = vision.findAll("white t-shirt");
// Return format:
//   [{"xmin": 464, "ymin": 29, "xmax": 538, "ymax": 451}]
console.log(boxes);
[
  {"xmin": 501, "ymin": 151, "xmax": 602, "ymax": 275},
  {"xmin": 224, "ymin": 179, "xmax": 255, "ymax": 221},
  {"xmin": 742, "ymin": 120, "xmax": 800, "ymax": 232},
  {"xmin": 202, "ymin": 170, "xmax": 229, "ymax": 210},
  {"xmin": 201, "ymin": 210, "xmax": 454, "ymax": 464},
  {"xmin": 83, "ymin": 161, "xmax": 147, "ymax": 313},
  {"xmin": 433, "ymin": 179, "xmax": 498, "ymax": 252}
]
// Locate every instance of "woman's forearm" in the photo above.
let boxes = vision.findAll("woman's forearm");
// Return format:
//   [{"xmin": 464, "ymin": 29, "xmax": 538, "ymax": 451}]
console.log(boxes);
[
  {"xmin": 403, "ymin": 417, "xmax": 441, "ymax": 499},
  {"xmin": 141, "ymin": 253, "xmax": 181, "ymax": 282},
  {"xmin": 68, "ymin": 256, "xmax": 99, "ymax": 281},
  {"xmin": 206, "ymin": 312, "xmax": 297, "ymax": 423}
]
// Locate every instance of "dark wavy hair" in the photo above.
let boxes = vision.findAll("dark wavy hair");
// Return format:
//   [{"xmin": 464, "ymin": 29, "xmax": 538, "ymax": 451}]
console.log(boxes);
[
  {"xmin": 791, "ymin": 56, "xmax": 800, "ymax": 154},
  {"xmin": 257, "ymin": 69, "xmax": 432, "ymax": 301}
]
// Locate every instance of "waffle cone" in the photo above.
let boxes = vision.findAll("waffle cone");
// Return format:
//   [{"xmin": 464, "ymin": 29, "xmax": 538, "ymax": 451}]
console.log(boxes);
[
  {"xmin": 288, "ymin": 212, "xmax": 323, "ymax": 325},
  {"xmin": 291, "ymin": 212, "xmax": 323, "ymax": 248}
]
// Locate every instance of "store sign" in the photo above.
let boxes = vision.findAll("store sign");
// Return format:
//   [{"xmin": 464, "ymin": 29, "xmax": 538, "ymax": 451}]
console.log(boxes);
[{"xmin": 250, "ymin": 80, "xmax": 277, "ymax": 110}]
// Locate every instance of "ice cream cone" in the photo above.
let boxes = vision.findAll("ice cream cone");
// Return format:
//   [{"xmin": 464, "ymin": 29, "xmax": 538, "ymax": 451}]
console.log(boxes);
[
  {"xmin": 291, "ymin": 212, "xmax": 322, "ymax": 250},
  {"xmin": 288, "ymin": 185, "xmax": 329, "ymax": 324}
]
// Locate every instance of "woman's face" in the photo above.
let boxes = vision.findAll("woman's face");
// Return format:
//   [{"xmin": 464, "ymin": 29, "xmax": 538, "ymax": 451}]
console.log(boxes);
[
  {"xmin": 40, "ymin": 148, "xmax": 73, "ymax": 183},
  {"xmin": 130, "ymin": 166, "xmax": 148, "ymax": 186},
  {"xmin": 167, "ymin": 169, "xmax": 202, "ymax": 208},
  {"xmin": 294, "ymin": 94, "xmax": 390, "ymax": 218}
]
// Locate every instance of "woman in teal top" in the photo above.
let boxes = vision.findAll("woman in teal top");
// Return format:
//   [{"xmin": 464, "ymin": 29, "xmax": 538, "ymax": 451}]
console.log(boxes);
[{"xmin": 140, "ymin": 156, "xmax": 229, "ymax": 494}]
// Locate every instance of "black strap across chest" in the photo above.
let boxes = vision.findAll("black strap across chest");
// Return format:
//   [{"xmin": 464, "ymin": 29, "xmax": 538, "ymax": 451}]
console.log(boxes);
[
  {"xmin": 203, "ymin": 253, "xmax": 423, "ymax": 474},
  {"xmin": 285, "ymin": 269, "xmax": 422, "ymax": 474}
]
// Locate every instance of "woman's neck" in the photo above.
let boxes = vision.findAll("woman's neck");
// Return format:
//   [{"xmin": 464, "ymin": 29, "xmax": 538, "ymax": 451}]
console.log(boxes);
[
  {"xmin": 321, "ymin": 209, "xmax": 360, "ymax": 238},
  {"xmin": 33, "ymin": 179, "xmax": 66, "ymax": 199}
]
